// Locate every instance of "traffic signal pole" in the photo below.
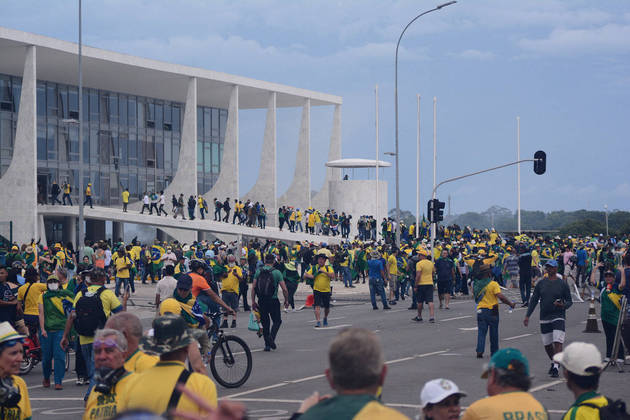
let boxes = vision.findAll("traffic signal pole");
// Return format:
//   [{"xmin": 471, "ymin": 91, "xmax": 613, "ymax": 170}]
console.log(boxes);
[{"xmin": 428, "ymin": 154, "xmax": 545, "ymax": 256}]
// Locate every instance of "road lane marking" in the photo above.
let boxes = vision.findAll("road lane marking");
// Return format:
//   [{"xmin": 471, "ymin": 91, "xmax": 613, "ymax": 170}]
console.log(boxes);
[
  {"xmin": 459, "ymin": 327, "xmax": 478, "ymax": 331},
  {"xmin": 441, "ymin": 315, "xmax": 473, "ymax": 321},
  {"xmin": 308, "ymin": 317, "xmax": 345, "ymax": 323},
  {"xmin": 502, "ymin": 333, "xmax": 533, "ymax": 341},
  {"xmin": 530, "ymin": 379, "xmax": 565, "ymax": 392},
  {"xmin": 222, "ymin": 349, "xmax": 448, "ymax": 400},
  {"xmin": 314, "ymin": 324, "xmax": 352, "ymax": 330}
]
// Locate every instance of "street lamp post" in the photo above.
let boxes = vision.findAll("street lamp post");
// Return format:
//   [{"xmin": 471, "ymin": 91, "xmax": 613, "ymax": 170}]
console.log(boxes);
[
  {"xmin": 77, "ymin": 0, "xmax": 84, "ymax": 248},
  {"xmin": 394, "ymin": 1, "xmax": 456, "ymax": 246},
  {"xmin": 604, "ymin": 204, "xmax": 609, "ymax": 236}
]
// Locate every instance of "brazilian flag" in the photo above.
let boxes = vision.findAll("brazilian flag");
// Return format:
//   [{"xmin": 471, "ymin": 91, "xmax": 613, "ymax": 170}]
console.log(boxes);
[{"xmin": 151, "ymin": 244, "xmax": 165, "ymax": 270}]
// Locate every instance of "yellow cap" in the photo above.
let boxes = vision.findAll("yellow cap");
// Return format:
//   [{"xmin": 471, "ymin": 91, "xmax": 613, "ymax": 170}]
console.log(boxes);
[{"xmin": 159, "ymin": 298, "xmax": 182, "ymax": 316}]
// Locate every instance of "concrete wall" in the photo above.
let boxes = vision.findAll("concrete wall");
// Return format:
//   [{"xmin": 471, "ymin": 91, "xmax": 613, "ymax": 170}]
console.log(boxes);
[
  {"xmin": 0, "ymin": 46, "xmax": 37, "ymax": 245},
  {"xmin": 328, "ymin": 180, "xmax": 387, "ymax": 238}
]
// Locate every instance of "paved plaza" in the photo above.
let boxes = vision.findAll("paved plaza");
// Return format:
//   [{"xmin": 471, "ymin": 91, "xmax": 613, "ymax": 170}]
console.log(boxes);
[{"xmin": 24, "ymin": 282, "xmax": 628, "ymax": 420}]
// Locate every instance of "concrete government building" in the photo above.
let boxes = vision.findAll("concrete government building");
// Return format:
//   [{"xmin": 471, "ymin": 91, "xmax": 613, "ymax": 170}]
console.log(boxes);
[{"xmin": 0, "ymin": 27, "xmax": 387, "ymax": 246}]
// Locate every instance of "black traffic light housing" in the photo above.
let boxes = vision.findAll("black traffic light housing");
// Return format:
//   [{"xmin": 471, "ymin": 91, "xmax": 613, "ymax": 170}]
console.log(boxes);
[
  {"xmin": 427, "ymin": 198, "xmax": 446, "ymax": 223},
  {"xmin": 533, "ymin": 150, "xmax": 546, "ymax": 175}
]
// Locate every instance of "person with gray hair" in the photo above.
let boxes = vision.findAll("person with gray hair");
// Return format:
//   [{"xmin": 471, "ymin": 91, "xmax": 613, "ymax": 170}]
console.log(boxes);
[
  {"xmin": 293, "ymin": 328, "xmax": 409, "ymax": 419},
  {"xmin": 105, "ymin": 313, "xmax": 157, "ymax": 374},
  {"xmin": 85, "ymin": 328, "xmax": 136, "ymax": 420}
]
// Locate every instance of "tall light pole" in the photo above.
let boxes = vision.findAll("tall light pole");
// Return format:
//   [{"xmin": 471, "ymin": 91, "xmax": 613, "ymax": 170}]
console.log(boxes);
[
  {"xmin": 416, "ymin": 94, "xmax": 420, "ymax": 240},
  {"xmin": 375, "ymin": 85, "xmax": 380, "ymax": 234},
  {"xmin": 517, "ymin": 116, "xmax": 521, "ymax": 234},
  {"xmin": 77, "ymin": 0, "xmax": 85, "ymax": 248},
  {"xmin": 394, "ymin": 1, "xmax": 456, "ymax": 245},
  {"xmin": 604, "ymin": 204, "xmax": 609, "ymax": 236}
]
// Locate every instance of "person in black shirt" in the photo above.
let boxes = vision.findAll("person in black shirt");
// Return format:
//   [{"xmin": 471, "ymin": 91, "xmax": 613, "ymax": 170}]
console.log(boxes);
[
  {"xmin": 435, "ymin": 250, "xmax": 456, "ymax": 310},
  {"xmin": 0, "ymin": 266, "xmax": 19, "ymax": 327},
  {"xmin": 222, "ymin": 198, "xmax": 231, "ymax": 222}
]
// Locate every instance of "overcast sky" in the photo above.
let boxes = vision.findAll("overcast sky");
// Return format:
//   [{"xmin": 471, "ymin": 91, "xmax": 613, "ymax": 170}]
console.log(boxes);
[{"xmin": 2, "ymin": 0, "xmax": 629, "ymax": 215}]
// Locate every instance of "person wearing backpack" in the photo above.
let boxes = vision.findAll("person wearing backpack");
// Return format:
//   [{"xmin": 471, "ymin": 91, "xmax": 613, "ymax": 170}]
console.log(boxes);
[
  {"xmin": 556, "ymin": 341, "xmax": 630, "ymax": 420},
  {"xmin": 251, "ymin": 254, "xmax": 289, "ymax": 352},
  {"xmin": 60, "ymin": 268, "xmax": 123, "ymax": 400}
]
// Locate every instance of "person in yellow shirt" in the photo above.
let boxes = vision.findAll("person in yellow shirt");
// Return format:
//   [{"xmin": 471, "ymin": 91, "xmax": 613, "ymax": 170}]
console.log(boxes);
[
  {"xmin": 121, "ymin": 188, "xmax": 130, "ymax": 212},
  {"xmin": 0, "ymin": 322, "xmax": 32, "ymax": 420},
  {"xmin": 304, "ymin": 252, "xmax": 335, "ymax": 328},
  {"xmin": 473, "ymin": 264, "xmax": 515, "ymax": 358},
  {"xmin": 120, "ymin": 315, "xmax": 218, "ymax": 416},
  {"xmin": 17, "ymin": 267, "xmax": 48, "ymax": 337},
  {"xmin": 220, "ymin": 254, "xmax": 242, "ymax": 329},
  {"xmin": 386, "ymin": 249, "xmax": 399, "ymax": 305},
  {"xmin": 105, "ymin": 313, "xmax": 157, "ymax": 374},
  {"xmin": 84, "ymin": 328, "xmax": 136, "ymax": 420},
  {"xmin": 414, "ymin": 251, "xmax": 435, "ymax": 323},
  {"xmin": 113, "ymin": 248, "xmax": 132, "ymax": 299},
  {"xmin": 84, "ymin": 182, "xmax": 93, "ymax": 208},
  {"xmin": 295, "ymin": 209, "xmax": 303, "ymax": 232},
  {"xmin": 462, "ymin": 348, "xmax": 548, "ymax": 420}
]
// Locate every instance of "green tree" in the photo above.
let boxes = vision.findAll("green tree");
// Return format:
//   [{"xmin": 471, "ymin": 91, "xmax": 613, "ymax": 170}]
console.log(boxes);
[{"xmin": 559, "ymin": 219, "xmax": 606, "ymax": 236}]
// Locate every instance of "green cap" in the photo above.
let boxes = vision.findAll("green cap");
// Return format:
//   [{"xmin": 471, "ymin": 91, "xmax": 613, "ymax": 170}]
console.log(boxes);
[{"xmin": 481, "ymin": 348, "xmax": 529, "ymax": 378}]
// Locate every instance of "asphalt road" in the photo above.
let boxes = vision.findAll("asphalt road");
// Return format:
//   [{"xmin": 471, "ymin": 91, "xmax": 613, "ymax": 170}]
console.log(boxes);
[{"xmin": 24, "ymin": 282, "xmax": 629, "ymax": 419}]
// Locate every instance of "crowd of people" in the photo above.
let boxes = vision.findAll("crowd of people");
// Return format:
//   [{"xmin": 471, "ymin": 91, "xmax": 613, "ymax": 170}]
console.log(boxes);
[{"xmin": 0, "ymin": 224, "xmax": 629, "ymax": 419}]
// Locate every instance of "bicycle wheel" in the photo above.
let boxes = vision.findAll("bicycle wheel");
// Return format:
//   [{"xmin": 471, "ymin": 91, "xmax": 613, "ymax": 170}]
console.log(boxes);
[{"xmin": 209, "ymin": 335, "xmax": 252, "ymax": 388}]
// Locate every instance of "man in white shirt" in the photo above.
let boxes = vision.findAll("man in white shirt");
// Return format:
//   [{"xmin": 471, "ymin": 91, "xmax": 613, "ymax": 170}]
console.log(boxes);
[
  {"xmin": 160, "ymin": 247, "xmax": 177, "ymax": 267},
  {"xmin": 158, "ymin": 191, "xmax": 167, "ymax": 216},
  {"xmin": 140, "ymin": 193, "xmax": 150, "ymax": 214},
  {"xmin": 154, "ymin": 265, "xmax": 178, "ymax": 313}
]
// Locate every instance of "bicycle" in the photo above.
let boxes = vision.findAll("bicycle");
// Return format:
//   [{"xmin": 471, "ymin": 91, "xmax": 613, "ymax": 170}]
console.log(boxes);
[
  {"xmin": 203, "ymin": 312, "xmax": 252, "ymax": 388},
  {"xmin": 20, "ymin": 332, "xmax": 71, "ymax": 375}
]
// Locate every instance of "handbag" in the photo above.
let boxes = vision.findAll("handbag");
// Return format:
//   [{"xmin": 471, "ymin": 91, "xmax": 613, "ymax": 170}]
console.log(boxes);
[{"xmin": 247, "ymin": 312, "xmax": 260, "ymax": 332}]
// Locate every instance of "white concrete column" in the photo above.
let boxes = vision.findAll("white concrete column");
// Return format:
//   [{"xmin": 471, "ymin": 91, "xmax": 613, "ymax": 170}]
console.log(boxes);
[
  {"xmin": 62, "ymin": 217, "xmax": 76, "ymax": 247},
  {"xmin": 112, "ymin": 221, "xmax": 124, "ymax": 242},
  {"xmin": 0, "ymin": 46, "xmax": 37, "ymax": 244},
  {"xmin": 312, "ymin": 104, "xmax": 342, "ymax": 211},
  {"xmin": 206, "ymin": 85, "xmax": 239, "ymax": 202},
  {"xmin": 278, "ymin": 99, "xmax": 311, "ymax": 211},
  {"xmin": 147, "ymin": 77, "xmax": 198, "ymax": 244},
  {"xmin": 242, "ymin": 92, "xmax": 276, "ymax": 225}
]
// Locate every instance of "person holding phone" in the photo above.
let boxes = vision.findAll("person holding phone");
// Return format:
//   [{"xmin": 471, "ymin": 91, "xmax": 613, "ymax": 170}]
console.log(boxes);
[{"xmin": 523, "ymin": 259, "xmax": 572, "ymax": 378}]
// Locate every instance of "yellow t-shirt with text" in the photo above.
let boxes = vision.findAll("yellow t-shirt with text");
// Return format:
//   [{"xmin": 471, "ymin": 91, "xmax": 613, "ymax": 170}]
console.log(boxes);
[
  {"xmin": 462, "ymin": 391, "xmax": 547, "ymax": 420},
  {"xmin": 84, "ymin": 371, "xmax": 135, "ymax": 420}
]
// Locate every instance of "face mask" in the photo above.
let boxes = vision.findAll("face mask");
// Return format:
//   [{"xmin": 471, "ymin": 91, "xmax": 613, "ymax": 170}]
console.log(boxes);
[
  {"xmin": 48, "ymin": 283, "xmax": 59, "ymax": 291},
  {"xmin": 228, "ymin": 262, "xmax": 235, "ymax": 268}
]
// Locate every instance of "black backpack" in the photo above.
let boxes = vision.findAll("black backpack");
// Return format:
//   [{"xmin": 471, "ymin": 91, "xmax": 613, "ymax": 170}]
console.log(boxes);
[
  {"xmin": 580, "ymin": 398, "xmax": 630, "ymax": 420},
  {"xmin": 73, "ymin": 286, "xmax": 107, "ymax": 337},
  {"xmin": 255, "ymin": 268, "xmax": 276, "ymax": 299}
]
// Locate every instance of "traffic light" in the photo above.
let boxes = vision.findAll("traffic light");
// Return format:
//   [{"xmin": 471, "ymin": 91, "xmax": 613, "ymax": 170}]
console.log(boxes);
[
  {"xmin": 427, "ymin": 199, "xmax": 446, "ymax": 223},
  {"xmin": 533, "ymin": 150, "xmax": 546, "ymax": 175},
  {"xmin": 435, "ymin": 199, "xmax": 445, "ymax": 222}
]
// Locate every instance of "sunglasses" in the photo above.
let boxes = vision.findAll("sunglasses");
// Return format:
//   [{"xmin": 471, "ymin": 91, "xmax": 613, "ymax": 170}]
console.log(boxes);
[{"xmin": 94, "ymin": 338, "xmax": 121, "ymax": 351}]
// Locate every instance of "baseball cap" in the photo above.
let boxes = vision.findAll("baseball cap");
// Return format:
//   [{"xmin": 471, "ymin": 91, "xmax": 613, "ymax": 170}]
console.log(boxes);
[
  {"xmin": 420, "ymin": 378, "xmax": 466, "ymax": 408},
  {"xmin": 544, "ymin": 259, "xmax": 558, "ymax": 267},
  {"xmin": 553, "ymin": 342, "xmax": 603, "ymax": 376},
  {"xmin": 481, "ymin": 348, "xmax": 530, "ymax": 378}
]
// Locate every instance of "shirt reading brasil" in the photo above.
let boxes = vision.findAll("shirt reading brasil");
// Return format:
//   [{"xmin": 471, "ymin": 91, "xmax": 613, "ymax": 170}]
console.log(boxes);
[
  {"xmin": 461, "ymin": 391, "xmax": 548, "ymax": 420},
  {"xmin": 83, "ymin": 371, "xmax": 135, "ymax": 420}
]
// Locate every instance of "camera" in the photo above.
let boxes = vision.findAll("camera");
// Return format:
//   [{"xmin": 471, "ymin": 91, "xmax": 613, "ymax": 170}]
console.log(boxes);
[
  {"xmin": 94, "ymin": 367, "xmax": 126, "ymax": 394},
  {"xmin": 0, "ymin": 378, "xmax": 21, "ymax": 407}
]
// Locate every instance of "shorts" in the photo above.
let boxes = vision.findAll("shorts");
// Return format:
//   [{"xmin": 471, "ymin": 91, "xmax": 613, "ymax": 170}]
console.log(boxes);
[
  {"xmin": 437, "ymin": 280, "xmax": 452, "ymax": 295},
  {"xmin": 532, "ymin": 267, "xmax": 541, "ymax": 278},
  {"xmin": 221, "ymin": 291, "xmax": 239, "ymax": 312},
  {"xmin": 415, "ymin": 284, "xmax": 434, "ymax": 304},
  {"xmin": 540, "ymin": 318, "xmax": 565, "ymax": 346},
  {"xmin": 313, "ymin": 290, "xmax": 331, "ymax": 309}
]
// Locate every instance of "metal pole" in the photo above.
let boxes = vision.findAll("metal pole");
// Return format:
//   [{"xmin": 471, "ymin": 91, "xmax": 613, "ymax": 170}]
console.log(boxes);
[
  {"xmin": 416, "ymin": 94, "xmax": 420, "ymax": 240},
  {"xmin": 394, "ymin": 1, "xmax": 456, "ymax": 246},
  {"xmin": 77, "ymin": 0, "xmax": 84, "ymax": 248},
  {"xmin": 375, "ymin": 85, "xmax": 379, "ymax": 237},
  {"xmin": 430, "ymin": 97, "xmax": 436, "ymax": 256},
  {"xmin": 604, "ymin": 204, "xmax": 608, "ymax": 236},
  {"xmin": 517, "ymin": 116, "xmax": 521, "ymax": 234}
]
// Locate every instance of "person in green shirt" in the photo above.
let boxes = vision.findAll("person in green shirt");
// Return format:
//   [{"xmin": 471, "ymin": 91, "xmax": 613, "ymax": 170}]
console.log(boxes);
[
  {"xmin": 598, "ymin": 268, "xmax": 626, "ymax": 362},
  {"xmin": 283, "ymin": 262, "xmax": 300, "ymax": 311}
]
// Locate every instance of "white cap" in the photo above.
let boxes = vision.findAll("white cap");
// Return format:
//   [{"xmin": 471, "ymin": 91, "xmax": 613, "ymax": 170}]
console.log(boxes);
[
  {"xmin": 420, "ymin": 378, "xmax": 466, "ymax": 408},
  {"xmin": 553, "ymin": 342, "xmax": 603, "ymax": 376}
]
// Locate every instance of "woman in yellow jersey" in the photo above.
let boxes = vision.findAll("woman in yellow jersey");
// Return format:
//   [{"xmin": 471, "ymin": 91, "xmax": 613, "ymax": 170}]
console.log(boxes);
[{"xmin": 0, "ymin": 322, "xmax": 32, "ymax": 420}]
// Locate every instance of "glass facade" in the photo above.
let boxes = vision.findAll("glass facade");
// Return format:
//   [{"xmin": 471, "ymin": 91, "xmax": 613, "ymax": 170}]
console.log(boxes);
[{"xmin": 0, "ymin": 73, "xmax": 227, "ymax": 206}]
